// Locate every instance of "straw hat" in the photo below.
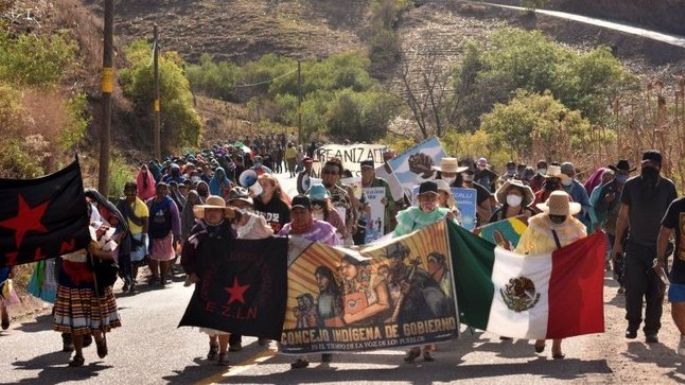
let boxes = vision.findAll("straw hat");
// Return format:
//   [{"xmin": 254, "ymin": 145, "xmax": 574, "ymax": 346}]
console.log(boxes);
[
  {"xmin": 543, "ymin": 164, "xmax": 563, "ymax": 178},
  {"xmin": 432, "ymin": 157, "xmax": 469, "ymax": 174},
  {"xmin": 536, "ymin": 191, "xmax": 581, "ymax": 216},
  {"xmin": 193, "ymin": 195, "xmax": 236, "ymax": 220},
  {"xmin": 495, "ymin": 179, "xmax": 534, "ymax": 207}
]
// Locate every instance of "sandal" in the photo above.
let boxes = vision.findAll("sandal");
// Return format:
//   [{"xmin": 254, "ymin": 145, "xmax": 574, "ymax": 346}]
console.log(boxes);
[
  {"xmin": 207, "ymin": 344, "xmax": 219, "ymax": 360},
  {"xmin": 216, "ymin": 352, "xmax": 230, "ymax": 367},
  {"xmin": 534, "ymin": 341, "xmax": 545, "ymax": 353},
  {"xmin": 95, "ymin": 337, "xmax": 108, "ymax": 358},
  {"xmin": 552, "ymin": 352, "xmax": 565, "ymax": 360},
  {"xmin": 68, "ymin": 354, "xmax": 85, "ymax": 367},
  {"xmin": 290, "ymin": 358, "xmax": 309, "ymax": 369}
]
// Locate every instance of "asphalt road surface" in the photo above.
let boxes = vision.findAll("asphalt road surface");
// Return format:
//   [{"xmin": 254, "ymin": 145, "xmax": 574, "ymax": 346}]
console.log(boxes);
[{"xmin": 1, "ymin": 173, "xmax": 684, "ymax": 384}]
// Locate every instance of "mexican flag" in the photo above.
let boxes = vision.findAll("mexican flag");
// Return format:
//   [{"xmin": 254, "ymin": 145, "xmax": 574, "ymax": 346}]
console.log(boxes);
[{"xmin": 448, "ymin": 221, "xmax": 605, "ymax": 339}]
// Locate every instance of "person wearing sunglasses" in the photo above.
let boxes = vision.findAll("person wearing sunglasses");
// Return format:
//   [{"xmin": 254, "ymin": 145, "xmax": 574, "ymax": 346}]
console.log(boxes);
[{"xmin": 307, "ymin": 183, "xmax": 346, "ymax": 239}]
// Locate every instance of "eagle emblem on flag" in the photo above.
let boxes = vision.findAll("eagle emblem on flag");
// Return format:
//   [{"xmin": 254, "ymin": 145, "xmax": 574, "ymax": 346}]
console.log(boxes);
[{"xmin": 500, "ymin": 276, "xmax": 540, "ymax": 312}]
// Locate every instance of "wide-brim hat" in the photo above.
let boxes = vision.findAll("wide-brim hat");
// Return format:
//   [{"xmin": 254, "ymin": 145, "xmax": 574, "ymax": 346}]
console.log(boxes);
[
  {"xmin": 536, "ymin": 190, "xmax": 581, "ymax": 216},
  {"xmin": 608, "ymin": 159, "xmax": 636, "ymax": 174},
  {"xmin": 431, "ymin": 157, "xmax": 469, "ymax": 174},
  {"xmin": 544, "ymin": 164, "xmax": 563, "ymax": 178},
  {"xmin": 193, "ymin": 195, "xmax": 236, "ymax": 219},
  {"xmin": 495, "ymin": 179, "xmax": 535, "ymax": 207}
]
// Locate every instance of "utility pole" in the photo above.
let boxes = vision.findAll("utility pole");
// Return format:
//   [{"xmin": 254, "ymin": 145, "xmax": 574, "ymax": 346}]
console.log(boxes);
[
  {"xmin": 153, "ymin": 24, "xmax": 161, "ymax": 160},
  {"xmin": 297, "ymin": 60, "xmax": 302, "ymax": 145},
  {"xmin": 98, "ymin": 0, "xmax": 113, "ymax": 195}
]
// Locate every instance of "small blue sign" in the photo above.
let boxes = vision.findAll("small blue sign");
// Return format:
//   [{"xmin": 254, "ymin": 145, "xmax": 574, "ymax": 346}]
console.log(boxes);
[{"xmin": 451, "ymin": 188, "xmax": 477, "ymax": 231}]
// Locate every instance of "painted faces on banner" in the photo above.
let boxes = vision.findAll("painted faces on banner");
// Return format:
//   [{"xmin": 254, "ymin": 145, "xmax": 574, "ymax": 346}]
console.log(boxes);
[{"xmin": 280, "ymin": 221, "xmax": 459, "ymax": 354}]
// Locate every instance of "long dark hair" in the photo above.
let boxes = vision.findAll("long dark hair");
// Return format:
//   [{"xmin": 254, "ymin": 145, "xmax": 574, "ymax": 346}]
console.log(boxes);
[{"xmin": 315, "ymin": 265, "xmax": 342, "ymax": 297}]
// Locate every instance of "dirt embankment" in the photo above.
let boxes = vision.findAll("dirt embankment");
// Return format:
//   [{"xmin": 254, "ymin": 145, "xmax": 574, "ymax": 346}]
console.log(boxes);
[
  {"xmin": 485, "ymin": 0, "xmax": 685, "ymax": 37},
  {"xmin": 85, "ymin": 0, "xmax": 366, "ymax": 64}
]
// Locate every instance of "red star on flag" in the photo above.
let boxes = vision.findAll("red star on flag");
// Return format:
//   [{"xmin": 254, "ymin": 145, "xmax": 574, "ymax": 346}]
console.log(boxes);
[
  {"xmin": 0, "ymin": 194, "xmax": 49, "ymax": 249},
  {"xmin": 225, "ymin": 277, "xmax": 250, "ymax": 305},
  {"xmin": 60, "ymin": 239, "xmax": 76, "ymax": 254}
]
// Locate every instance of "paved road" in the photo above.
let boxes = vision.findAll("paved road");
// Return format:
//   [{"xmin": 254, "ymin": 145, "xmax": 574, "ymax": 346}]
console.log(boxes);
[
  {"xmin": 1, "ymin": 173, "xmax": 684, "ymax": 384},
  {"xmin": 475, "ymin": 1, "xmax": 685, "ymax": 49}
]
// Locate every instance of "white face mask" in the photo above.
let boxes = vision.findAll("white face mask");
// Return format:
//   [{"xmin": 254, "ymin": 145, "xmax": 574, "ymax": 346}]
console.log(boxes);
[
  {"xmin": 561, "ymin": 176, "xmax": 573, "ymax": 187},
  {"xmin": 538, "ymin": 168, "xmax": 547, "ymax": 176},
  {"xmin": 442, "ymin": 176, "xmax": 456, "ymax": 185},
  {"xmin": 506, "ymin": 194, "xmax": 523, "ymax": 207},
  {"xmin": 312, "ymin": 211, "xmax": 324, "ymax": 221}
]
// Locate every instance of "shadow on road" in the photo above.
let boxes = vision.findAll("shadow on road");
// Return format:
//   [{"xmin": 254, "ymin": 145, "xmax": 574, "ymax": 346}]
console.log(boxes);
[
  {"xmin": 221, "ymin": 357, "xmax": 610, "ymax": 385},
  {"xmin": 13, "ymin": 314, "xmax": 53, "ymax": 334},
  {"xmin": 161, "ymin": 357, "xmax": 223, "ymax": 385},
  {"xmin": 623, "ymin": 341, "xmax": 685, "ymax": 377},
  {"xmin": 6, "ymin": 351, "xmax": 112, "ymax": 385}
]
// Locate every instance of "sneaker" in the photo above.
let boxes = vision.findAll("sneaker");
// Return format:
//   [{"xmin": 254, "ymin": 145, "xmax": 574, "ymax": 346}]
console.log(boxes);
[
  {"xmin": 625, "ymin": 329, "xmax": 637, "ymax": 339},
  {"xmin": 678, "ymin": 335, "xmax": 685, "ymax": 356}
]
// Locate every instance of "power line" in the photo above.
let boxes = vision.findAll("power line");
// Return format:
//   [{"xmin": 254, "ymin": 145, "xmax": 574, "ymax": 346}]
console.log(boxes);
[{"xmin": 232, "ymin": 68, "xmax": 299, "ymax": 88}]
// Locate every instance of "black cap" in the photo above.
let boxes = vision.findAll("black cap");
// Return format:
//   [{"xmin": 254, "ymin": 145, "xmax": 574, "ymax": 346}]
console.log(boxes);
[
  {"xmin": 291, "ymin": 195, "xmax": 311, "ymax": 210},
  {"xmin": 418, "ymin": 181, "xmax": 439, "ymax": 195},
  {"xmin": 360, "ymin": 160, "xmax": 374, "ymax": 168},
  {"xmin": 642, "ymin": 150, "xmax": 662, "ymax": 166}
]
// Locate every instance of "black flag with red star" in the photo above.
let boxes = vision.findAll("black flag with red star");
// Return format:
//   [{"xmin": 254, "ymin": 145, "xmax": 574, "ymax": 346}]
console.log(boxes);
[
  {"xmin": 178, "ymin": 237, "xmax": 288, "ymax": 340},
  {"xmin": 0, "ymin": 159, "xmax": 90, "ymax": 268}
]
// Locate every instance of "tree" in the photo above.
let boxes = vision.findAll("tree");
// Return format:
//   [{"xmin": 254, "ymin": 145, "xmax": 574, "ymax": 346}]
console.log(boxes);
[
  {"xmin": 480, "ymin": 90, "xmax": 595, "ymax": 161},
  {"xmin": 400, "ymin": 38, "xmax": 453, "ymax": 139},
  {"xmin": 120, "ymin": 40, "xmax": 202, "ymax": 153}
]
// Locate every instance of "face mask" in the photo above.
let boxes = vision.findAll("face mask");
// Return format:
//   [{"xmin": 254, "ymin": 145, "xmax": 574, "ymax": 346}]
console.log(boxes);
[
  {"xmin": 506, "ymin": 194, "xmax": 523, "ymax": 207},
  {"xmin": 312, "ymin": 211, "xmax": 324, "ymax": 221},
  {"xmin": 538, "ymin": 168, "xmax": 547, "ymax": 176},
  {"xmin": 549, "ymin": 215, "xmax": 566, "ymax": 224},
  {"xmin": 561, "ymin": 175, "xmax": 573, "ymax": 187},
  {"xmin": 442, "ymin": 176, "xmax": 456, "ymax": 185}
]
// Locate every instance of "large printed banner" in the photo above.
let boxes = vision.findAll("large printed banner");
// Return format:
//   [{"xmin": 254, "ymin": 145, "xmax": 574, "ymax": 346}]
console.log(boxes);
[
  {"xmin": 387, "ymin": 137, "xmax": 445, "ymax": 199},
  {"xmin": 280, "ymin": 221, "xmax": 459, "ymax": 354},
  {"xmin": 317, "ymin": 144, "xmax": 388, "ymax": 175}
]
